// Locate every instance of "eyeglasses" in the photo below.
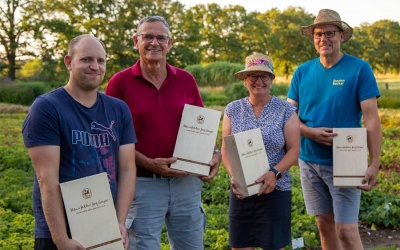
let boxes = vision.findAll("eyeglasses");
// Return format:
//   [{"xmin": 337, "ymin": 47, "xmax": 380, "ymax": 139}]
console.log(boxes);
[
  {"xmin": 137, "ymin": 34, "xmax": 170, "ymax": 43},
  {"xmin": 313, "ymin": 30, "xmax": 341, "ymax": 39},
  {"xmin": 247, "ymin": 75, "xmax": 272, "ymax": 82}
]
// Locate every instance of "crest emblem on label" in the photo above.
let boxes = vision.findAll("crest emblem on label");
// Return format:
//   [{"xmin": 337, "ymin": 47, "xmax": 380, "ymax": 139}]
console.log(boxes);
[
  {"xmin": 197, "ymin": 115, "xmax": 205, "ymax": 124},
  {"xmin": 82, "ymin": 188, "xmax": 92, "ymax": 199},
  {"xmin": 346, "ymin": 135, "xmax": 353, "ymax": 143},
  {"xmin": 247, "ymin": 139, "xmax": 253, "ymax": 147}
]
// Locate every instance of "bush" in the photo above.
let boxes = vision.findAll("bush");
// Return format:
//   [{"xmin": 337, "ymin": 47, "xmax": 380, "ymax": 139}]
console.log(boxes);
[
  {"xmin": 224, "ymin": 81, "xmax": 248, "ymax": 102},
  {"xmin": 186, "ymin": 62, "xmax": 243, "ymax": 87},
  {"xmin": 271, "ymin": 83, "xmax": 289, "ymax": 97},
  {"xmin": 185, "ymin": 64, "xmax": 204, "ymax": 84},
  {"xmin": 0, "ymin": 82, "xmax": 47, "ymax": 105},
  {"xmin": 205, "ymin": 94, "xmax": 229, "ymax": 106},
  {"xmin": 199, "ymin": 89, "xmax": 210, "ymax": 102}
]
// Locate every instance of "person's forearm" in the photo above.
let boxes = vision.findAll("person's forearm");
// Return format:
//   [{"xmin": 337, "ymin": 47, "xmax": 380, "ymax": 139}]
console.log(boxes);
[
  {"xmin": 135, "ymin": 150, "xmax": 153, "ymax": 169},
  {"xmin": 116, "ymin": 144, "xmax": 136, "ymax": 224},
  {"xmin": 116, "ymin": 168, "xmax": 135, "ymax": 225},
  {"xmin": 39, "ymin": 180, "xmax": 70, "ymax": 245},
  {"xmin": 221, "ymin": 147, "xmax": 233, "ymax": 178},
  {"xmin": 274, "ymin": 147, "xmax": 299, "ymax": 173},
  {"xmin": 299, "ymin": 121, "xmax": 312, "ymax": 139}
]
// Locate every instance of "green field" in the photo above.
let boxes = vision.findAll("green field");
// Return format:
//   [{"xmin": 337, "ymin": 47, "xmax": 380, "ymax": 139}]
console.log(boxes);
[{"xmin": 0, "ymin": 105, "xmax": 399, "ymax": 249}]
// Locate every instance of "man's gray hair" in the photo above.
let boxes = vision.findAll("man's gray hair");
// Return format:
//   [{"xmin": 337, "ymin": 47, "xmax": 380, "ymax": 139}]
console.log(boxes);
[{"xmin": 136, "ymin": 16, "xmax": 171, "ymax": 36}]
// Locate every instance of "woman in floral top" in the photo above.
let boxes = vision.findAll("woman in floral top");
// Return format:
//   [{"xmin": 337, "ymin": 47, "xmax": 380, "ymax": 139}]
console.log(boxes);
[{"xmin": 221, "ymin": 53, "xmax": 300, "ymax": 250}]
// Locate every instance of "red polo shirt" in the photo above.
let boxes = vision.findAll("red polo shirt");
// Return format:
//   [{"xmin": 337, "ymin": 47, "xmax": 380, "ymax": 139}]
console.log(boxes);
[{"xmin": 106, "ymin": 60, "xmax": 203, "ymax": 159}]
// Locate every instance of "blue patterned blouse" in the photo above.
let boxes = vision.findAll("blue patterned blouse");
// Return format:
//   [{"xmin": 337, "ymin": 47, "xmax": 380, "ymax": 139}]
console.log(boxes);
[{"xmin": 225, "ymin": 96, "xmax": 296, "ymax": 191}]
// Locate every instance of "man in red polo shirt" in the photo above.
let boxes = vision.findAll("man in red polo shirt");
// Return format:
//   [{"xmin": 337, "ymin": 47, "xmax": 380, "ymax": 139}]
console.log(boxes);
[{"xmin": 105, "ymin": 16, "xmax": 221, "ymax": 250}]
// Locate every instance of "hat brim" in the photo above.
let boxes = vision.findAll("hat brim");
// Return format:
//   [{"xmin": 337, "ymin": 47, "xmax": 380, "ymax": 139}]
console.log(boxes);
[
  {"xmin": 234, "ymin": 66, "xmax": 275, "ymax": 80},
  {"xmin": 301, "ymin": 21, "xmax": 353, "ymax": 42}
]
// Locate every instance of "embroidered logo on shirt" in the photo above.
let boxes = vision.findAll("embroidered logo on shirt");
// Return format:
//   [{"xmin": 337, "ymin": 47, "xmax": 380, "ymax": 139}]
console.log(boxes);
[{"xmin": 332, "ymin": 80, "xmax": 345, "ymax": 85}]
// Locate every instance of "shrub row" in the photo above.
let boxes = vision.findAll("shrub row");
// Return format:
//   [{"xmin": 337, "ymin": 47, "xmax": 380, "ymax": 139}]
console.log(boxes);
[
  {"xmin": 0, "ymin": 82, "xmax": 47, "ymax": 106},
  {"xmin": 185, "ymin": 61, "xmax": 243, "ymax": 87}
]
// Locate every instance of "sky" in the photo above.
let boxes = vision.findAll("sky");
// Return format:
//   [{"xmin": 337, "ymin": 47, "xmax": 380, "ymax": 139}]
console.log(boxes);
[{"xmin": 178, "ymin": 0, "xmax": 400, "ymax": 27}]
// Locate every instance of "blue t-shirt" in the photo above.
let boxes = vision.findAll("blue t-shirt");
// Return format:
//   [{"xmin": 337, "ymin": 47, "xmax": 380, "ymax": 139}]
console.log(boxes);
[
  {"xmin": 22, "ymin": 87, "xmax": 137, "ymax": 238},
  {"xmin": 225, "ymin": 96, "xmax": 296, "ymax": 191},
  {"xmin": 287, "ymin": 54, "xmax": 380, "ymax": 165}
]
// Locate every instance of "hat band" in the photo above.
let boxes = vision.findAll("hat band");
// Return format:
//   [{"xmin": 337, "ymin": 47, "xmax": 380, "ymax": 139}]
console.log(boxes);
[{"xmin": 246, "ymin": 59, "xmax": 274, "ymax": 72}]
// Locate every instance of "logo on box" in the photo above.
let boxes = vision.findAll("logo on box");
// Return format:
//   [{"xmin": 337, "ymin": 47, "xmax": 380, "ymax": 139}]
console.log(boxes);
[{"xmin": 82, "ymin": 188, "xmax": 92, "ymax": 199}]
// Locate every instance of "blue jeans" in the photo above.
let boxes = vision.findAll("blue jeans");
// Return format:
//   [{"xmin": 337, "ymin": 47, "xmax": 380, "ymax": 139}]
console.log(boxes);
[
  {"xmin": 126, "ymin": 175, "xmax": 206, "ymax": 250},
  {"xmin": 298, "ymin": 159, "xmax": 361, "ymax": 223}
]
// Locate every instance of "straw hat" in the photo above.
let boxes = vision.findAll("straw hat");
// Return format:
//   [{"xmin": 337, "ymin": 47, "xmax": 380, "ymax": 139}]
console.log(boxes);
[
  {"xmin": 301, "ymin": 9, "xmax": 353, "ymax": 42},
  {"xmin": 234, "ymin": 53, "xmax": 275, "ymax": 80}
]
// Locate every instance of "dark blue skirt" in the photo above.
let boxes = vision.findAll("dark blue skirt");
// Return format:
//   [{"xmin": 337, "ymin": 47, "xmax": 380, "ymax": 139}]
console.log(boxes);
[{"xmin": 228, "ymin": 188, "xmax": 291, "ymax": 250}]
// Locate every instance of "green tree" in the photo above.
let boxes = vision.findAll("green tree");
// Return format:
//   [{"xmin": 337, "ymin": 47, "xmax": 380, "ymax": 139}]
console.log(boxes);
[
  {"xmin": 236, "ymin": 11, "xmax": 270, "ymax": 62},
  {"xmin": 17, "ymin": 58, "xmax": 41, "ymax": 80},
  {"xmin": 0, "ymin": 0, "xmax": 38, "ymax": 80},
  {"xmin": 360, "ymin": 20, "xmax": 400, "ymax": 74},
  {"xmin": 262, "ymin": 7, "xmax": 315, "ymax": 78}
]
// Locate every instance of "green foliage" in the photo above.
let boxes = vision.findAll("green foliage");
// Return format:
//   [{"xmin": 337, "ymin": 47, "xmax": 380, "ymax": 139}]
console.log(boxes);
[
  {"xmin": 0, "ymin": 107, "xmax": 400, "ymax": 249},
  {"xmin": 271, "ymin": 83, "xmax": 289, "ymax": 97},
  {"xmin": 0, "ymin": 82, "xmax": 47, "ymax": 105},
  {"xmin": 199, "ymin": 89, "xmax": 210, "ymax": 103},
  {"xmin": 202, "ymin": 168, "xmax": 230, "ymax": 205},
  {"xmin": 0, "ymin": 208, "xmax": 35, "ymax": 249},
  {"xmin": 360, "ymin": 188, "xmax": 400, "ymax": 229},
  {"xmin": 17, "ymin": 59, "xmax": 42, "ymax": 80},
  {"xmin": 0, "ymin": 113, "xmax": 32, "ymax": 173},
  {"xmin": 186, "ymin": 64, "xmax": 205, "ymax": 84},
  {"xmin": 0, "ymin": 146, "xmax": 32, "ymax": 172},
  {"xmin": 380, "ymin": 128, "xmax": 400, "ymax": 169},
  {"xmin": 2, "ymin": 0, "xmax": 400, "ymax": 84},
  {"xmin": 185, "ymin": 62, "xmax": 243, "ymax": 87},
  {"xmin": 204, "ymin": 228, "xmax": 229, "ymax": 250},
  {"xmin": 378, "ymin": 89, "xmax": 400, "ymax": 109},
  {"xmin": 203, "ymin": 204, "xmax": 230, "ymax": 249},
  {"xmin": 0, "ymin": 113, "xmax": 27, "ymax": 147},
  {"xmin": 0, "ymin": 169, "xmax": 34, "ymax": 214},
  {"xmin": 380, "ymin": 109, "xmax": 400, "ymax": 128},
  {"xmin": 224, "ymin": 81, "xmax": 248, "ymax": 102},
  {"xmin": 205, "ymin": 94, "xmax": 229, "ymax": 106}
]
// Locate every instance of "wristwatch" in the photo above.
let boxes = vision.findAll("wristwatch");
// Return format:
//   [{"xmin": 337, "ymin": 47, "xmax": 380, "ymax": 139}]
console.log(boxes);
[
  {"xmin": 213, "ymin": 148, "xmax": 221, "ymax": 154},
  {"xmin": 269, "ymin": 167, "xmax": 282, "ymax": 180}
]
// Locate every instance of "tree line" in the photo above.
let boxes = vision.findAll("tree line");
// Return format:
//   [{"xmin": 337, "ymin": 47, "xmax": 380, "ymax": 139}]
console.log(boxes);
[{"xmin": 1, "ymin": 0, "xmax": 400, "ymax": 82}]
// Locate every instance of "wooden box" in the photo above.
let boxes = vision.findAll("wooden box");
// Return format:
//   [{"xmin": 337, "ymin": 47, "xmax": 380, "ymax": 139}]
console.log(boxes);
[
  {"xmin": 333, "ymin": 128, "xmax": 368, "ymax": 187},
  {"xmin": 171, "ymin": 104, "xmax": 222, "ymax": 176},
  {"xmin": 223, "ymin": 128, "xmax": 270, "ymax": 197},
  {"xmin": 60, "ymin": 173, "xmax": 124, "ymax": 250}
]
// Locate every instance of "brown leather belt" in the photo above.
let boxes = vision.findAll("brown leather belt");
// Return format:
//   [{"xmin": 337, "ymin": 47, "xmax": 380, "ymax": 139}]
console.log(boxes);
[{"xmin": 136, "ymin": 167, "xmax": 168, "ymax": 179}]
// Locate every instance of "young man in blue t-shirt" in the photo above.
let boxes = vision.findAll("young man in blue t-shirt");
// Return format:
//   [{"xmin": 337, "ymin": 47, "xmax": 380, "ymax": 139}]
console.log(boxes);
[
  {"xmin": 287, "ymin": 9, "xmax": 382, "ymax": 250},
  {"xmin": 22, "ymin": 34, "xmax": 137, "ymax": 250}
]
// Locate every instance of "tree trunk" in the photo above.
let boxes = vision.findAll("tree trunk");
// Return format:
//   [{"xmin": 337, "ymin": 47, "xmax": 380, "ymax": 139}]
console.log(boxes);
[{"xmin": 7, "ymin": 52, "xmax": 16, "ymax": 81}]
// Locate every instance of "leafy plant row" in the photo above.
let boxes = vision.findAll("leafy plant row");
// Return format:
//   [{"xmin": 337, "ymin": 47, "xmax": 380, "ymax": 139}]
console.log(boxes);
[{"xmin": 0, "ymin": 109, "xmax": 399, "ymax": 249}]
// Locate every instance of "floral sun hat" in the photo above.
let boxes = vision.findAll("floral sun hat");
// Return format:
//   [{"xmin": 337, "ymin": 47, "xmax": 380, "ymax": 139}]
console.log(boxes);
[{"xmin": 234, "ymin": 53, "xmax": 275, "ymax": 80}]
